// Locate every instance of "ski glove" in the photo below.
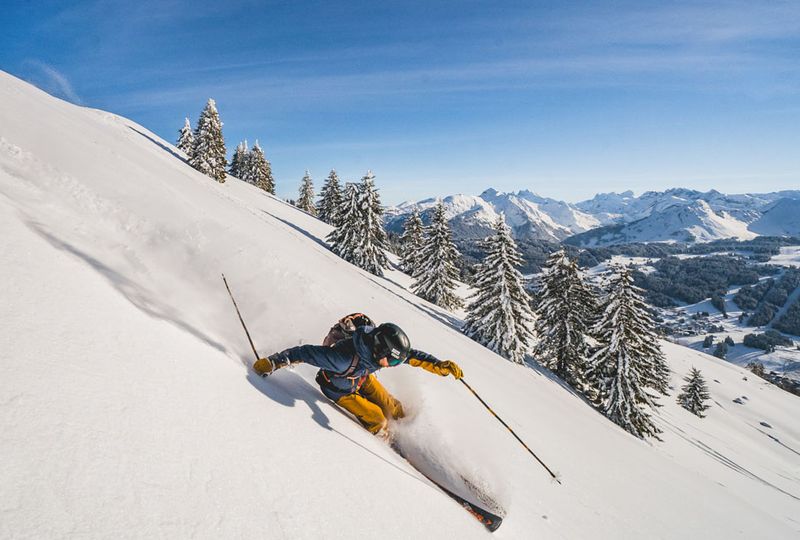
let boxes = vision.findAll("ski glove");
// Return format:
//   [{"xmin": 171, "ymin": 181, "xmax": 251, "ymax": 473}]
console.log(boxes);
[
  {"xmin": 253, "ymin": 357, "xmax": 274, "ymax": 377},
  {"xmin": 254, "ymin": 353, "xmax": 294, "ymax": 377},
  {"xmin": 409, "ymin": 358, "xmax": 463, "ymax": 379},
  {"xmin": 435, "ymin": 360, "xmax": 463, "ymax": 379}
]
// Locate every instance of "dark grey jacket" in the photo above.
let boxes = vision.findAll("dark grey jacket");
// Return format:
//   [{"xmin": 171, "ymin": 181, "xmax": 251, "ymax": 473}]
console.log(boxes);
[{"xmin": 270, "ymin": 326, "xmax": 439, "ymax": 400}]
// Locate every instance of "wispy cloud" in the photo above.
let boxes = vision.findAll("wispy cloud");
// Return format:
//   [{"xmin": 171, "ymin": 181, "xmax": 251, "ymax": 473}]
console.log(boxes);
[
  {"xmin": 114, "ymin": 44, "xmax": 796, "ymax": 113},
  {"xmin": 23, "ymin": 60, "xmax": 82, "ymax": 104}
]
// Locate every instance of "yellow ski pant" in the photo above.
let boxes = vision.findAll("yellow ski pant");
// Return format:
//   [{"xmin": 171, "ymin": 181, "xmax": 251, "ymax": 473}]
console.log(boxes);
[{"xmin": 336, "ymin": 374, "xmax": 404, "ymax": 434}]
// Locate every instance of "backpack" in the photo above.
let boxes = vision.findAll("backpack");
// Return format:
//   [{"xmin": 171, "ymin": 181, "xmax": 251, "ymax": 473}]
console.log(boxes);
[{"xmin": 322, "ymin": 312, "xmax": 375, "ymax": 346}]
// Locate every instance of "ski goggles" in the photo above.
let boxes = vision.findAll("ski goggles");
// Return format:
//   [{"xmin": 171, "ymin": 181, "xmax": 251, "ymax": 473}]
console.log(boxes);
[
  {"xmin": 386, "ymin": 347, "xmax": 408, "ymax": 366},
  {"xmin": 376, "ymin": 345, "xmax": 407, "ymax": 366}
]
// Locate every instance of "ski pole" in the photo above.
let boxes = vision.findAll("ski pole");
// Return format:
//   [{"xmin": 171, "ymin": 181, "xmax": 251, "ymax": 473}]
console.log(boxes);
[
  {"xmin": 459, "ymin": 378, "xmax": 561, "ymax": 484},
  {"xmin": 221, "ymin": 274, "xmax": 260, "ymax": 362}
]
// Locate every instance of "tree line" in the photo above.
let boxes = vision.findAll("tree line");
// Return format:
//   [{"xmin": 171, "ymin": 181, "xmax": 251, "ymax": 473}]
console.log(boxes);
[{"xmin": 177, "ymin": 99, "xmax": 274, "ymax": 192}]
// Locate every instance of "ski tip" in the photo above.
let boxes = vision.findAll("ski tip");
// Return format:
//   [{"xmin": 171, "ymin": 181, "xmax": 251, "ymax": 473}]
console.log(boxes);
[
  {"xmin": 459, "ymin": 499, "xmax": 504, "ymax": 532},
  {"xmin": 484, "ymin": 515, "xmax": 503, "ymax": 532}
]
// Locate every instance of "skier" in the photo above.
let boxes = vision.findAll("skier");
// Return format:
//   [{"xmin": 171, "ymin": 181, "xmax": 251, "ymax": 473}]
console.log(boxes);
[{"xmin": 254, "ymin": 314, "xmax": 463, "ymax": 434}]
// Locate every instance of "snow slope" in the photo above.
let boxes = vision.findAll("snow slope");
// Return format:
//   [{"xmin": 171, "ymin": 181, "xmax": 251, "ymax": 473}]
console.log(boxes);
[
  {"xmin": 1, "ymin": 71, "xmax": 799, "ymax": 539},
  {"xmin": 750, "ymin": 198, "xmax": 800, "ymax": 237}
]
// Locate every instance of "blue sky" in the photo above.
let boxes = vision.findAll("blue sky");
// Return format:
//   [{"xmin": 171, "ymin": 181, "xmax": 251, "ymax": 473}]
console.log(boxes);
[{"xmin": 2, "ymin": 0, "xmax": 799, "ymax": 205}]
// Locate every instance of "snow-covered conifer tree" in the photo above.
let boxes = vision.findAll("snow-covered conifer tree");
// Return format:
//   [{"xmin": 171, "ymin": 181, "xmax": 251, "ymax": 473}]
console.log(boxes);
[
  {"xmin": 189, "ymin": 99, "xmax": 227, "ymax": 182},
  {"xmin": 586, "ymin": 266, "xmax": 670, "ymax": 439},
  {"xmin": 229, "ymin": 140, "xmax": 248, "ymax": 179},
  {"xmin": 676, "ymin": 367, "xmax": 711, "ymax": 417},
  {"xmin": 412, "ymin": 201, "xmax": 463, "ymax": 310},
  {"xmin": 355, "ymin": 170, "xmax": 389, "ymax": 276},
  {"xmin": 462, "ymin": 215, "xmax": 536, "ymax": 363},
  {"xmin": 297, "ymin": 171, "xmax": 317, "ymax": 215},
  {"xmin": 248, "ymin": 141, "xmax": 274, "ymax": 193},
  {"xmin": 399, "ymin": 208, "xmax": 424, "ymax": 274},
  {"xmin": 326, "ymin": 174, "xmax": 390, "ymax": 277},
  {"xmin": 316, "ymin": 170, "xmax": 342, "ymax": 224},
  {"xmin": 327, "ymin": 182, "xmax": 361, "ymax": 261},
  {"xmin": 176, "ymin": 117, "xmax": 194, "ymax": 156},
  {"xmin": 533, "ymin": 250, "xmax": 596, "ymax": 386}
]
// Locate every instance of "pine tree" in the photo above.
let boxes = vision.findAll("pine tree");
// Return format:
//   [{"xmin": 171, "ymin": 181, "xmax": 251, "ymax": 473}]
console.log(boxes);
[
  {"xmin": 326, "ymin": 174, "xmax": 390, "ymax": 277},
  {"xmin": 412, "ymin": 201, "xmax": 463, "ymax": 310},
  {"xmin": 176, "ymin": 117, "xmax": 194, "ymax": 156},
  {"xmin": 462, "ymin": 215, "xmax": 536, "ymax": 363},
  {"xmin": 317, "ymin": 169, "xmax": 342, "ymax": 224},
  {"xmin": 327, "ymin": 182, "xmax": 362, "ymax": 262},
  {"xmin": 297, "ymin": 170, "xmax": 317, "ymax": 215},
  {"xmin": 676, "ymin": 367, "xmax": 711, "ymax": 417},
  {"xmin": 355, "ymin": 170, "xmax": 389, "ymax": 276},
  {"xmin": 248, "ymin": 141, "xmax": 274, "ymax": 193},
  {"xmin": 533, "ymin": 250, "xmax": 596, "ymax": 387},
  {"xmin": 399, "ymin": 208, "xmax": 424, "ymax": 274},
  {"xmin": 229, "ymin": 140, "xmax": 249, "ymax": 179},
  {"xmin": 189, "ymin": 98, "xmax": 227, "ymax": 182},
  {"xmin": 586, "ymin": 266, "xmax": 670, "ymax": 439}
]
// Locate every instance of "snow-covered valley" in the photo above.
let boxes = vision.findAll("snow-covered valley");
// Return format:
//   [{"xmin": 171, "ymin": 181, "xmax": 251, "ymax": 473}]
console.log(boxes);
[{"xmin": 1, "ymin": 71, "xmax": 799, "ymax": 539}]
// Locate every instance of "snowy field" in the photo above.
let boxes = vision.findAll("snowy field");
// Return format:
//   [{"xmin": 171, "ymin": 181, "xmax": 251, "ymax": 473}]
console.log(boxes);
[
  {"xmin": 771, "ymin": 246, "xmax": 800, "ymax": 268},
  {"xmin": 1, "ymin": 72, "xmax": 799, "ymax": 539},
  {"xmin": 585, "ymin": 255, "xmax": 657, "ymax": 276}
]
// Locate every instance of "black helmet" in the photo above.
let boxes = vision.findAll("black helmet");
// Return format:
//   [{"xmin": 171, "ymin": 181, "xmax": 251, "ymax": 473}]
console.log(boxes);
[{"xmin": 372, "ymin": 323, "xmax": 410, "ymax": 366}]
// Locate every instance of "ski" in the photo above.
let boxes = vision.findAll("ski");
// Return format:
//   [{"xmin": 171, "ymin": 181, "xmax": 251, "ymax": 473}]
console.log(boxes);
[
  {"xmin": 425, "ymin": 472, "xmax": 504, "ymax": 532},
  {"xmin": 389, "ymin": 443, "xmax": 503, "ymax": 532}
]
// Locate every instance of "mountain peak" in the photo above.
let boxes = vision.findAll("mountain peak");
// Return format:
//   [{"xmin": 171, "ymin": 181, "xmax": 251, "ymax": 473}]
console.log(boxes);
[{"xmin": 479, "ymin": 187, "xmax": 500, "ymax": 200}]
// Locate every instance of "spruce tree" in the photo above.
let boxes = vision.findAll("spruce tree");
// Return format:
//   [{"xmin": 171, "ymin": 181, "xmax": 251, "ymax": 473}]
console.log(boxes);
[
  {"xmin": 317, "ymin": 169, "xmax": 342, "ymax": 224},
  {"xmin": 533, "ymin": 250, "xmax": 596, "ymax": 387},
  {"xmin": 355, "ymin": 170, "xmax": 389, "ymax": 276},
  {"xmin": 248, "ymin": 141, "xmax": 274, "ymax": 193},
  {"xmin": 327, "ymin": 182, "xmax": 361, "ymax": 262},
  {"xmin": 586, "ymin": 266, "xmax": 670, "ymax": 439},
  {"xmin": 229, "ymin": 140, "xmax": 248, "ymax": 179},
  {"xmin": 676, "ymin": 367, "xmax": 711, "ymax": 417},
  {"xmin": 297, "ymin": 170, "xmax": 317, "ymax": 215},
  {"xmin": 399, "ymin": 208, "xmax": 424, "ymax": 274},
  {"xmin": 176, "ymin": 117, "xmax": 194, "ymax": 156},
  {"xmin": 412, "ymin": 201, "xmax": 463, "ymax": 310},
  {"xmin": 462, "ymin": 215, "xmax": 536, "ymax": 363},
  {"xmin": 189, "ymin": 98, "xmax": 227, "ymax": 182}
]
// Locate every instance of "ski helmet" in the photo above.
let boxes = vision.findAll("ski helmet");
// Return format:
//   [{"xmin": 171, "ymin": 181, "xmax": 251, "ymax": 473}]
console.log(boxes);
[{"xmin": 372, "ymin": 323, "xmax": 411, "ymax": 366}]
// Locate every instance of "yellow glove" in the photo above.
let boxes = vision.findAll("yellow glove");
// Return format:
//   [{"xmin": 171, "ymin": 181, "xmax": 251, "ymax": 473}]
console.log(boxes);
[
  {"xmin": 408, "ymin": 358, "xmax": 464, "ymax": 379},
  {"xmin": 409, "ymin": 358, "xmax": 463, "ymax": 379},
  {"xmin": 253, "ymin": 358, "xmax": 274, "ymax": 376},
  {"xmin": 436, "ymin": 360, "xmax": 463, "ymax": 379}
]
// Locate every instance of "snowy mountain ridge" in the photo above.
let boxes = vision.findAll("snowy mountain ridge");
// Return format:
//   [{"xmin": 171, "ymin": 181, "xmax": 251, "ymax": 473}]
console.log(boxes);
[
  {"xmin": 386, "ymin": 188, "xmax": 599, "ymax": 243},
  {"xmin": 1, "ymin": 71, "xmax": 799, "ymax": 539},
  {"xmin": 567, "ymin": 199, "xmax": 758, "ymax": 247},
  {"xmin": 388, "ymin": 186, "xmax": 800, "ymax": 247}
]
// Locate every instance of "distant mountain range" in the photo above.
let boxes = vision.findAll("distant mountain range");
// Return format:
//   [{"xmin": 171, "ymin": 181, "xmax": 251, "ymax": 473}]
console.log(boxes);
[{"xmin": 385, "ymin": 188, "xmax": 800, "ymax": 247}]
